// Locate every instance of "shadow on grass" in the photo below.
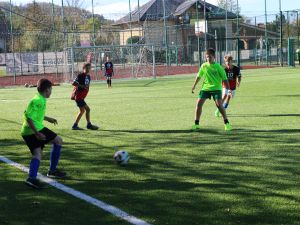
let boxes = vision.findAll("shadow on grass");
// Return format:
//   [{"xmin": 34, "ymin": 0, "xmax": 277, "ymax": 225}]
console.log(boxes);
[{"xmin": 229, "ymin": 113, "xmax": 300, "ymax": 117}]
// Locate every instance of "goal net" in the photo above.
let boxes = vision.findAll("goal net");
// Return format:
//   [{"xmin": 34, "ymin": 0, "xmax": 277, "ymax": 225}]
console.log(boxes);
[{"xmin": 64, "ymin": 44, "xmax": 156, "ymax": 82}]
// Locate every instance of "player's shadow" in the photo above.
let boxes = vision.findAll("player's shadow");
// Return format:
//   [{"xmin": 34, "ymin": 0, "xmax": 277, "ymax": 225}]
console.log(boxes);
[
  {"xmin": 229, "ymin": 113, "xmax": 300, "ymax": 117},
  {"xmin": 233, "ymin": 128, "xmax": 300, "ymax": 134},
  {"xmin": 0, "ymin": 139, "xmax": 24, "ymax": 147},
  {"xmin": 101, "ymin": 129, "xmax": 219, "ymax": 134}
]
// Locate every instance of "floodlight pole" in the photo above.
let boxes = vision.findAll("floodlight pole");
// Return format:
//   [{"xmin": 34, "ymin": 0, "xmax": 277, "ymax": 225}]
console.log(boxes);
[
  {"xmin": 204, "ymin": 0, "xmax": 207, "ymax": 50},
  {"xmin": 162, "ymin": 0, "xmax": 168, "ymax": 67},
  {"xmin": 279, "ymin": 0, "xmax": 283, "ymax": 66},
  {"xmin": 264, "ymin": 0, "xmax": 268, "ymax": 66},
  {"xmin": 236, "ymin": 0, "xmax": 240, "ymax": 67},
  {"xmin": 225, "ymin": 0, "xmax": 228, "ymax": 53},
  {"xmin": 9, "ymin": 0, "xmax": 16, "ymax": 83},
  {"xmin": 51, "ymin": 0, "xmax": 59, "ymax": 77},
  {"xmin": 196, "ymin": 0, "xmax": 201, "ymax": 66},
  {"xmin": 128, "ymin": 0, "xmax": 134, "ymax": 77}
]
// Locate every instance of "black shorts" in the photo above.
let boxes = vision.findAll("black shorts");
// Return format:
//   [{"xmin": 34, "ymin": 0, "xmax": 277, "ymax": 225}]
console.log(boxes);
[
  {"xmin": 22, "ymin": 127, "xmax": 57, "ymax": 153},
  {"xmin": 75, "ymin": 99, "xmax": 87, "ymax": 108},
  {"xmin": 105, "ymin": 73, "xmax": 112, "ymax": 78}
]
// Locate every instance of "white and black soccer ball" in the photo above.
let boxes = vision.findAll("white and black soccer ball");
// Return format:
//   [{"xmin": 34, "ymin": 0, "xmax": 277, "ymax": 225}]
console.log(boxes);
[{"xmin": 113, "ymin": 150, "xmax": 130, "ymax": 166}]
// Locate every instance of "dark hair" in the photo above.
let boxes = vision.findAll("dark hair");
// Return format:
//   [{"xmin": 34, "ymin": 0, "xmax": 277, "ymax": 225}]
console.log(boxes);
[
  {"xmin": 224, "ymin": 55, "xmax": 233, "ymax": 61},
  {"xmin": 206, "ymin": 48, "xmax": 215, "ymax": 57},
  {"xmin": 83, "ymin": 63, "xmax": 91, "ymax": 70},
  {"xmin": 37, "ymin": 78, "xmax": 52, "ymax": 93}
]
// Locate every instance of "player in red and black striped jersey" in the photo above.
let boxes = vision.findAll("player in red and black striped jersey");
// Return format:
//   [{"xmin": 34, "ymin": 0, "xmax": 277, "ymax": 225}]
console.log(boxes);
[
  {"xmin": 104, "ymin": 56, "xmax": 114, "ymax": 88},
  {"xmin": 71, "ymin": 63, "xmax": 98, "ymax": 130},
  {"xmin": 215, "ymin": 55, "xmax": 242, "ymax": 117}
]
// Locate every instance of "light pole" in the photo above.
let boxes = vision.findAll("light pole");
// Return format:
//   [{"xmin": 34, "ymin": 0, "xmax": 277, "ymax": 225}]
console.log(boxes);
[
  {"xmin": 279, "ymin": 0, "xmax": 283, "ymax": 66},
  {"xmin": 225, "ymin": 0, "xmax": 228, "ymax": 53},
  {"xmin": 264, "ymin": 0, "xmax": 268, "ymax": 66},
  {"xmin": 204, "ymin": 0, "xmax": 207, "ymax": 50}
]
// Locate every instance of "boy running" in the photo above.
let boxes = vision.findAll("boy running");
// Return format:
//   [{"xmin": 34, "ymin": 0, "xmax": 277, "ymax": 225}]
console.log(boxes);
[
  {"xmin": 21, "ymin": 78, "xmax": 66, "ymax": 189},
  {"xmin": 215, "ymin": 55, "xmax": 242, "ymax": 117},
  {"xmin": 71, "ymin": 63, "xmax": 98, "ymax": 130},
  {"xmin": 104, "ymin": 56, "xmax": 114, "ymax": 88},
  {"xmin": 191, "ymin": 48, "xmax": 232, "ymax": 131}
]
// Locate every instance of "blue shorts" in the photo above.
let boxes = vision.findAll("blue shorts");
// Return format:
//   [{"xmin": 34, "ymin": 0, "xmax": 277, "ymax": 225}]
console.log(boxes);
[{"xmin": 75, "ymin": 99, "xmax": 87, "ymax": 108}]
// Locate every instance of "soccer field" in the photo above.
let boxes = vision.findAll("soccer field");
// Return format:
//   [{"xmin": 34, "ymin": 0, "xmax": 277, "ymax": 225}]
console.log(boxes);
[{"xmin": 0, "ymin": 67, "xmax": 300, "ymax": 225}]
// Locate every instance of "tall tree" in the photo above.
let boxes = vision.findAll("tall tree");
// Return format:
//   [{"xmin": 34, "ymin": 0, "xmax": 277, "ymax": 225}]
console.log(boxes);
[{"xmin": 217, "ymin": 0, "xmax": 240, "ymax": 14}]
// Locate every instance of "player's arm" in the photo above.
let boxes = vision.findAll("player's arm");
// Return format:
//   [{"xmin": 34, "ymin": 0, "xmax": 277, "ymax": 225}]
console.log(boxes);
[
  {"xmin": 192, "ymin": 76, "xmax": 200, "ymax": 93},
  {"xmin": 237, "ymin": 72, "xmax": 242, "ymax": 87},
  {"xmin": 26, "ymin": 118, "xmax": 46, "ymax": 140},
  {"xmin": 72, "ymin": 77, "xmax": 88, "ymax": 89},
  {"xmin": 24, "ymin": 102, "xmax": 46, "ymax": 140},
  {"xmin": 44, "ymin": 116, "xmax": 58, "ymax": 125},
  {"xmin": 223, "ymin": 79, "xmax": 230, "ymax": 90}
]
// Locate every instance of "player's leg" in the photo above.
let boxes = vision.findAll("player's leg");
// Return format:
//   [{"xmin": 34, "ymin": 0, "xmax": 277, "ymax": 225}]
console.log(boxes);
[
  {"xmin": 192, "ymin": 98, "xmax": 206, "ymax": 130},
  {"xmin": 109, "ymin": 77, "xmax": 112, "ymax": 87},
  {"xmin": 223, "ymin": 94, "xmax": 231, "ymax": 110},
  {"xmin": 215, "ymin": 89, "xmax": 227, "ymax": 117},
  {"xmin": 84, "ymin": 104, "xmax": 91, "ymax": 124},
  {"xmin": 106, "ymin": 77, "xmax": 109, "ymax": 88},
  {"xmin": 25, "ymin": 147, "xmax": 45, "ymax": 188},
  {"xmin": 72, "ymin": 100, "xmax": 86, "ymax": 129},
  {"xmin": 84, "ymin": 104, "xmax": 99, "ymax": 130},
  {"xmin": 215, "ymin": 98, "xmax": 232, "ymax": 131},
  {"xmin": 22, "ymin": 133, "xmax": 46, "ymax": 188}
]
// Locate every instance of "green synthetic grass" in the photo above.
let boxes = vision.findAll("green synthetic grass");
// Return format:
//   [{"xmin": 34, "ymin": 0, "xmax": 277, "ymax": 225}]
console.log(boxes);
[{"xmin": 0, "ymin": 67, "xmax": 300, "ymax": 225}]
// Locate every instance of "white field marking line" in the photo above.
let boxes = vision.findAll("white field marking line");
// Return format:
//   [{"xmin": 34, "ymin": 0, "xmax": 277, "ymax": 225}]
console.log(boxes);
[{"xmin": 0, "ymin": 156, "xmax": 152, "ymax": 225}]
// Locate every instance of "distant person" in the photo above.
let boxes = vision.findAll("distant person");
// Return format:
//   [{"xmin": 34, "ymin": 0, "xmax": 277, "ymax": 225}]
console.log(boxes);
[
  {"xmin": 71, "ymin": 63, "xmax": 98, "ymax": 130},
  {"xmin": 21, "ymin": 78, "xmax": 66, "ymax": 189},
  {"xmin": 191, "ymin": 48, "xmax": 232, "ymax": 131},
  {"xmin": 104, "ymin": 56, "xmax": 114, "ymax": 88},
  {"xmin": 215, "ymin": 55, "xmax": 242, "ymax": 117}
]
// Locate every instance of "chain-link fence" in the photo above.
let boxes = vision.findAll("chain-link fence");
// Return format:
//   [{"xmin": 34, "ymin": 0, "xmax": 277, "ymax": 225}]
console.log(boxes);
[{"xmin": 0, "ymin": 1, "xmax": 299, "ymax": 86}]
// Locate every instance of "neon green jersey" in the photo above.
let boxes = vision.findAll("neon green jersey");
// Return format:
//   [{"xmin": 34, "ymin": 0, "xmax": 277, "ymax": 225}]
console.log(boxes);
[
  {"xmin": 198, "ymin": 62, "xmax": 227, "ymax": 91},
  {"xmin": 21, "ymin": 93, "xmax": 46, "ymax": 136}
]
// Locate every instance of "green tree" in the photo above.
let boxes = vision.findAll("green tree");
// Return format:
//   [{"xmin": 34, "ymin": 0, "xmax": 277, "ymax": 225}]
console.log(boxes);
[
  {"xmin": 217, "ymin": 0, "xmax": 240, "ymax": 14},
  {"xmin": 127, "ymin": 36, "xmax": 140, "ymax": 44}
]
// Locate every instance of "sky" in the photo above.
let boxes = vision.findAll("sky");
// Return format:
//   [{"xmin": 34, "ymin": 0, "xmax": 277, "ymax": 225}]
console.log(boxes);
[{"xmin": 8, "ymin": 0, "xmax": 300, "ymax": 21}]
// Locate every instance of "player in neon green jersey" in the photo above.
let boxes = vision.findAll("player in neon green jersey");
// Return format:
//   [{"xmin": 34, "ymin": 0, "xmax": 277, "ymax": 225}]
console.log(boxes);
[
  {"xmin": 191, "ymin": 48, "xmax": 232, "ymax": 131},
  {"xmin": 21, "ymin": 79, "xmax": 66, "ymax": 189}
]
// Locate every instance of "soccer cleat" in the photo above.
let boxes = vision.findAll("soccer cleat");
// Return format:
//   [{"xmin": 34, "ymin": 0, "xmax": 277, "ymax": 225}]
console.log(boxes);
[
  {"xmin": 72, "ymin": 125, "xmax": 84, "ymax": 130},
  {"xmin": 87, "ymin": 123, "xmax": 99, "ymax": 130},
  {"xmin": 191, "ymin": 124, "xmax": 200, "ymax": 130},
  {"xmin": 215, "ymin": 109, "xmax": 220, "ymax": 117},
  {"xmin": 224, "ymin": 123, "xmax": 232, "ymax": 131},
  {"xmin": 47, "ymin": 169, "xmax": 67, "ymax": 179},
  {"xmin": 25, "ymin": 177, "xmax": 46, "ymax": 189}
]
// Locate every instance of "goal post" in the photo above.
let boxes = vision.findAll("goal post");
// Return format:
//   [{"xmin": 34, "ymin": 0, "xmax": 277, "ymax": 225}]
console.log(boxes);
[{"xmin": 64, "ymin": 44, "xmax": 156, "ymax": 82}]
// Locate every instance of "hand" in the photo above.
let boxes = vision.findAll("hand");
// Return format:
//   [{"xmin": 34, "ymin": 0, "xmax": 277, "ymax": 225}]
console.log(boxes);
[
  {"xmin": 35, "ymin": 132, "xmax": 46, "ymax": 140},
  {"xmin": 47, "ymin": 117, "xmax": 58, "ymax": 125},
  {"xmin": 192, "ymin": 87, "xmax": 195, "ymax": 94}
]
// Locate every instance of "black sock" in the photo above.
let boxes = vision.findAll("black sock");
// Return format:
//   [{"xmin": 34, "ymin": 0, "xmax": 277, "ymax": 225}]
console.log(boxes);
[
  {"xmin": 109, "ymin": 80, "xmax": 112, "ymax": 86},
  {"xmin": 107, "ymin": 80, "xmax": 109, "ymax": 85},
  {"xmin": 224, "ymin": 119, "xmax": 229, "ymax": 124},
  {"xmin": 195, "ymin": 120, "xmax": 199, "ymax": 125}
]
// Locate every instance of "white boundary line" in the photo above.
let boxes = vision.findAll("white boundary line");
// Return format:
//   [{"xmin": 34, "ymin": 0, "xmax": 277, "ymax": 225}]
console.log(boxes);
[{"xmin": 0, "ymin": 156, "xmax": 152, "ymax": 225}]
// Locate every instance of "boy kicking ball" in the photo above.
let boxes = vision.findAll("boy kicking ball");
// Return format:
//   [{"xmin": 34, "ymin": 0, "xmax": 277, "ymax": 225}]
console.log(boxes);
[
  {"xmin": 191, "ymin": 48, "xmax": 232, "ymax": 131},
  {"xmin": 21, "ymin": 79, "xmax": 66, "ymax": 189}
]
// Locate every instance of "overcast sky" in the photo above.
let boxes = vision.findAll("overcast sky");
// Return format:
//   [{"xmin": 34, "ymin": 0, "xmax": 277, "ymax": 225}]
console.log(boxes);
[{"xmin": 8, "ymin": 0, "xmax": 300, "ymax": 20}]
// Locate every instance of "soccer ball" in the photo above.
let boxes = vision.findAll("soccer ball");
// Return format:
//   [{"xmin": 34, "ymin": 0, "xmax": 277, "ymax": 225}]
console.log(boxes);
[{"xmin": 113, "ymin": 150, "xmax": 130, "ymax": 166}]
